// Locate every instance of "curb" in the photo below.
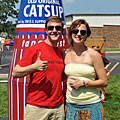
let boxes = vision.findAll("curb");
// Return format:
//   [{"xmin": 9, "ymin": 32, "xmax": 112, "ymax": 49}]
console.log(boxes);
[
  {"xmin": 0, "ymin": 74, "xmax": 8, "ymax": 79},
  {"xmin": 105, "ymin": 52, "xmax": 120, "ymax": 56},
  {"xmin": 106, "ymin": 51, "xmax": 120, "ymax": 53}
]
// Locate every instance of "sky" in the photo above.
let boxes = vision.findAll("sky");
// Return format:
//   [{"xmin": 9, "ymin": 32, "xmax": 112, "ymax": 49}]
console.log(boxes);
[
  {"xmin": 10, "ymin": 0, "xmax": 120, "ymax": 22},
  {"xmin": 16, "ymin": 0, "xmax": 120, "ymax": 16},
  {"xmin": 62, "ymin": 0, "xmax": 120, "ymax": 15}
]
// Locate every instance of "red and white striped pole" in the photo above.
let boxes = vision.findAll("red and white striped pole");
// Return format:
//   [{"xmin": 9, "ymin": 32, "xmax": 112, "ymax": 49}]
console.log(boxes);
[{"xmin": 8, "ymin": 1, "xmax": 68, "ymax": 120}]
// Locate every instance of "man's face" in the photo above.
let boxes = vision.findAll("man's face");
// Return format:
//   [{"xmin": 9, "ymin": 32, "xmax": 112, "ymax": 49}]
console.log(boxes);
[{"xmin": 46, "ymin": 21, "xmax": 63, "ymax": 43}]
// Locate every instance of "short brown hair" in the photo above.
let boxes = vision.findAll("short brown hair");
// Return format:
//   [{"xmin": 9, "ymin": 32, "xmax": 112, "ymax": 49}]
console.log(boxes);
[
  {"xmin": 68, "ymin": 19, "xmax": 91, "ymax": 40},
  {"xmin": 45, "ymin": 16, "xmax": 64, "ymax": 28}
]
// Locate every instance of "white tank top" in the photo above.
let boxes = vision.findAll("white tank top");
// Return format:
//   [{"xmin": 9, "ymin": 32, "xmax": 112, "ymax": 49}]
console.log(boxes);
[{"xmin": 64, "ymin": 64, "xmax": 100, "ymax": 104}]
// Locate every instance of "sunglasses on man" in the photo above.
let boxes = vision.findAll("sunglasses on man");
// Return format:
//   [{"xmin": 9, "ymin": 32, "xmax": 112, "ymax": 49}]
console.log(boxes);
[
  {"xmin": 72, "ymin": 29, "xmax": 87, "ymax": 36},
  {"xmin": 47, "ymin": 26, "xmax": 63, "ymax": 31}
]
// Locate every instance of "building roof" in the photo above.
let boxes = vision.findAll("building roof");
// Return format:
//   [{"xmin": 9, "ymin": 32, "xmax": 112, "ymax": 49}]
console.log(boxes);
[
  {"xmin": 65, "ymin": 14, "xmax": 120, "ymax": 27},
  {"xmin": 65, "ymin": 13, "xmax": 120, "ymax": 17}
]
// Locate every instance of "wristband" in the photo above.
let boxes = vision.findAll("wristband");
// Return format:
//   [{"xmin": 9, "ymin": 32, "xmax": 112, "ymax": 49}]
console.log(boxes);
[{"xmin": 83, "ymin": 80, "xmax": 86, "ymax": 87}]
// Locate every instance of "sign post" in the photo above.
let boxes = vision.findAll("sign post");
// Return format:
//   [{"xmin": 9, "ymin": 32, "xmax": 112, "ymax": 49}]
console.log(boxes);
[{"xmin": 8, "ymin": 0, "xmax": 68, "ymax": 120}]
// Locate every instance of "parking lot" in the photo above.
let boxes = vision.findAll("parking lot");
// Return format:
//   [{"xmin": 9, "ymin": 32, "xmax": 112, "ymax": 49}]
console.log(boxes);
[{"xmin": 0, "ymin": 45, "xmax": 120, "ymax": 76}]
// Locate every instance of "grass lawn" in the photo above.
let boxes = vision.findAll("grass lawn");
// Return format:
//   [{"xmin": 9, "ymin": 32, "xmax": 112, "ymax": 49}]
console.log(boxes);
[
  {"xmin": 105, "ymin": 48, "xmax": 120, "ymax": 52},
  {"xmin": 0, "ymin": 82, "xmax": 8, "ymax": 117},
  {"xmin": 0, "ymin": 75, "xmax": 120, "ymax": 119},
  {"xmin": 103, "ymin": 74, "xmax": 120, "ymax": 120}
]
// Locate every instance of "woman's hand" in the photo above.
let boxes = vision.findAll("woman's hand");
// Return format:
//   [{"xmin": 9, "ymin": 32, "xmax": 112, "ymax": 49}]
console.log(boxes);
[{"xmin": 69, "ymin": 77, "xmax": 83, "ymax": 90}]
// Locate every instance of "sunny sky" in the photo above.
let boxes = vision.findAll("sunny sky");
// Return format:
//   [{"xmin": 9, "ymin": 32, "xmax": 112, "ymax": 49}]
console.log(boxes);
[
  {"xmin": 17, "ymin": 0, "xmax": 120, "ymax": 16},
  {"xmin": 62, "ymin": 0, "xmax": 120, "ymax": 15}
]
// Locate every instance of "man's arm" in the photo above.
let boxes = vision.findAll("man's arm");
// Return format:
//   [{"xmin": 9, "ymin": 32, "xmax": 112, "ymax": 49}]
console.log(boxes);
[
  {"xmin": 12, "ymin": 64, "xmax": 37, "ymax": 78},
  {"xmin": 1, "ymin": 43, "xmax": 4, "ymax": 52},
  {"xmin": 12, "ymin": 52, "xmax": 48, "ymax": 78}
]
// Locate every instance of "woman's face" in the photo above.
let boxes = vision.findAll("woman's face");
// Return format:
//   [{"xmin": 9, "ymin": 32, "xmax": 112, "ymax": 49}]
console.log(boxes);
[{"xmin": 71, "ymin": 24, "xmax": 87, "ymax": 44}]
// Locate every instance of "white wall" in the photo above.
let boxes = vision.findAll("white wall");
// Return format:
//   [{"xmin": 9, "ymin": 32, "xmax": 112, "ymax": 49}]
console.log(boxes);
[{"xmin": 65, "ymin": 14, "xmax": 120, "ymax": 27}]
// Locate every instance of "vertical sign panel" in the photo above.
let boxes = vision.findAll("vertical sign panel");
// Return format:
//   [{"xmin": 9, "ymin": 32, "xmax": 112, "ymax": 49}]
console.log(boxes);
[{"xmin": 8, "ymin": 0, "xmax": 68, "ymax": 120}]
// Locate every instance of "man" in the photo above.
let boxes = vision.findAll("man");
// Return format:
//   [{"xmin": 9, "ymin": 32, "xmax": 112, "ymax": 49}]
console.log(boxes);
[
  {"xmin": 12, "ymin": 16, "xmax": 65, "ymax": 120},
  {"xmin": 92, "ymin": 46, "xmax": 111, "ymax": 69},
  {"xmin": 0, "ymin": 35, "xmax": 4, "ymax": 69},
  {"xmin": 1, "ymin": 35, "xmax": 5, "ymax": 45}
]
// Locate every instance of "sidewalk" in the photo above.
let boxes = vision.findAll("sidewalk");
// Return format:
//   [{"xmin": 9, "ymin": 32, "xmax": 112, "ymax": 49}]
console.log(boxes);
[
  {"xmin": 106, "ymin": 51, "xmax": 120, "ymax": 54},
  {"xmin": 105, "ymin": 51, "xmax": 120, "ymax": 57},
  {"xmin": 0, "ymin": 74, "xmax": 8, "ymax": 79},
  {"xmin": 106, "ymin": 51, "xmax": 120, "ymax": 53}
]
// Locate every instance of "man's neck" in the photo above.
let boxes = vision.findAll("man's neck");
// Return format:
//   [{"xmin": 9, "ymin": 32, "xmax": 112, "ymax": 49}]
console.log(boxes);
[{"xmin": 44, "ymin": 38, "xmax": 58, "ymax": 47}]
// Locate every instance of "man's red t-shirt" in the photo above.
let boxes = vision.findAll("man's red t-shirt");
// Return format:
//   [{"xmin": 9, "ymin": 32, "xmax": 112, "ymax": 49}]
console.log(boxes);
[{"xmin": 18, "ymin": 42, "xmax": 64, "ymax": 108}]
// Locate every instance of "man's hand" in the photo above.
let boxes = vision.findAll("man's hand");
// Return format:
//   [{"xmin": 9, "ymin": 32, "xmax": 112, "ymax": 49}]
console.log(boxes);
[{"xmin": 34, "ymin": 52, "xmax": 48, "ymax": 71}]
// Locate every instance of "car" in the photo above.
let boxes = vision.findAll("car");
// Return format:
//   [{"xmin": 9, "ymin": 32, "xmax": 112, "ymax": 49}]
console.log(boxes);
[
  {"xmin": 10, "ymin": 41, "xmax": 14, "ymax": 46},
  {"xmin": 4, "ymin": 40, "xmax": 14, "ymax": 46}
]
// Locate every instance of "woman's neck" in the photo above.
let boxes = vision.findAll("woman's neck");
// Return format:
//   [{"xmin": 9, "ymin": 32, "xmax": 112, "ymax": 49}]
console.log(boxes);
[{"xmin": 72, "ymin": 43, "xmax": 87, "ymax": 53}]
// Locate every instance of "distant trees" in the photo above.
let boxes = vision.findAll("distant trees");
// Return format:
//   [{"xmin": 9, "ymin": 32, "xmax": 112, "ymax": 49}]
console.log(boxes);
[{"xmin": 0, "ymin": 0, "xmax": 19, "ymax": 38}]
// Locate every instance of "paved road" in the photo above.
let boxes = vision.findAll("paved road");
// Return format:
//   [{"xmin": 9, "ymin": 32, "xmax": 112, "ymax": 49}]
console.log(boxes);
[
  {"xmin": 105, "ymin": 52, "xmax": 120, "ymax": 75},
  {"xmin": 0, "ymin": 46, "xmax": 120, "ymax": 75},
  {"xmin": 0, "ymin": 117, "xmax": 7, "ymax": 120},
  {"xmin": 0, "ymin": 46, "xmax": 12, "ymax": 74}
]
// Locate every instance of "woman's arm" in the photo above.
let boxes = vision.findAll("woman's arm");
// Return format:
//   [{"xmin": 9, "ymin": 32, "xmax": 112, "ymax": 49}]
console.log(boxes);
[
  {"xmin": 85, "ymin": 51, "xmax": 107, "ymax": 88},
  {"xmin": 69, "ymin": 50, "xmax": 107, "ymax": 89}
]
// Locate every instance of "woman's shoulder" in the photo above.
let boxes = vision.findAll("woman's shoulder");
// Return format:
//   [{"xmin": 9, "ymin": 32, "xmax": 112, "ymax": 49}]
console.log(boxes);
[
  {"xmin": 87, "ymin": 47, "xmax": 102, "ymax": 62},
  {"xmin": 87, "ymin": 47, "xmax": 100, "ymax": 56}
]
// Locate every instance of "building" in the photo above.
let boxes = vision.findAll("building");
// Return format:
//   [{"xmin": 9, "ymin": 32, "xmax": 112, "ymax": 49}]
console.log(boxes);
[{"xmin": 65, "ymin": 14, "xmax": 120, "ymax": 48}]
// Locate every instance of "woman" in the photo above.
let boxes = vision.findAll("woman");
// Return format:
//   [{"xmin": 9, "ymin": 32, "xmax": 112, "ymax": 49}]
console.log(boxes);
[
  {"xmin": 5, "ymin": 36, "xmax": 10, "ymax": 50},
  {"xmin": 64, "ymin": 19, "xmax": 107, "ymax": 120}
]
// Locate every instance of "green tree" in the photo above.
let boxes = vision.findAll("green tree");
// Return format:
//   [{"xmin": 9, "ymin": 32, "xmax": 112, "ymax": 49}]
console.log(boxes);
[
  {"xmin": 0, "ymin": 0, "xmax": 19, "ymax": 24},
  {"xmin": 0, "ymin": 0, "xmax": 19, "ymax": 38}
]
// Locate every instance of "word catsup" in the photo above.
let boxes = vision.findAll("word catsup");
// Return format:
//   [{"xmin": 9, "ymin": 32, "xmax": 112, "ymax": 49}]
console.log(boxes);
[{"xmin": 24, "ymin": 4, "xmax": 63, "ymax": 18}]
